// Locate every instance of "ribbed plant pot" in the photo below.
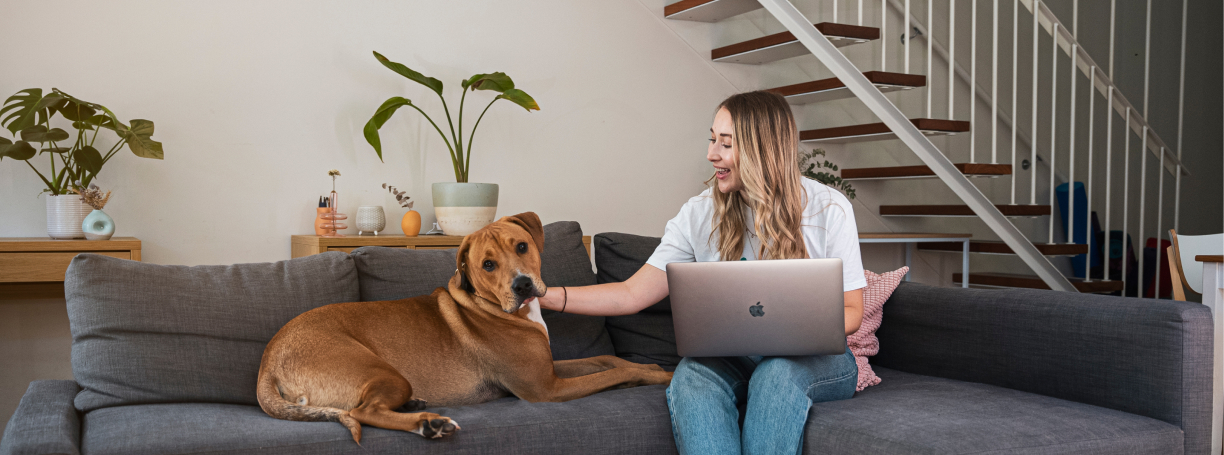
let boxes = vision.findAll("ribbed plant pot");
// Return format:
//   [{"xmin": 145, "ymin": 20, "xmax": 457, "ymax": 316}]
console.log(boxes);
[
  {"xmin": 46, "ymin": 194, "xmax": 92, "ymax": 239},
  {"xmin": 432, "ymin": 182, "xmax": 498, "ymax": 237}
]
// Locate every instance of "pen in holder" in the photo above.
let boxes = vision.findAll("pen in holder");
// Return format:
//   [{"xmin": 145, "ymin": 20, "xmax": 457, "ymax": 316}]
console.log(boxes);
[{"xmin": 319, "ymin": 192, "xmax": 347, "ymax": 238}]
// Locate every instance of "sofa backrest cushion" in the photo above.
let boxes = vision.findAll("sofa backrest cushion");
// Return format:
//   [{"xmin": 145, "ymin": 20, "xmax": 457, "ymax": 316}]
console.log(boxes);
[
  {"xmin": 351, "ymin": 221, "xmax": 613, "ymax": 361},
  {"xmin": 593, "ymin": 233, "xmax": 681, "ymax": 369},
  {"xmin": 65, "ymin": 252, "xmax": 360, "ymax": 413},
  {"xmin": 350, "ymin": 247, "xmax": 454, "ymax": 301}
]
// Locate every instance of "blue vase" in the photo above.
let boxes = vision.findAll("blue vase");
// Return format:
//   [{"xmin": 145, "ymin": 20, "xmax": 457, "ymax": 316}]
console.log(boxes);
[{"xmin": 82, "ymin": 209, "xmax": 115, "ymax": 240}]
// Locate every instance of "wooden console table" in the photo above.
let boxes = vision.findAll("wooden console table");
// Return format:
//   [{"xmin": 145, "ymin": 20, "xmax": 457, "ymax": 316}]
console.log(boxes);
[
  {"xmin": 0, "ymin": 237, "xmax": 142, "ymax": 300},
  {"xmin": 291, "ymin": 235, "xmax": 592, "ymax": 259}
]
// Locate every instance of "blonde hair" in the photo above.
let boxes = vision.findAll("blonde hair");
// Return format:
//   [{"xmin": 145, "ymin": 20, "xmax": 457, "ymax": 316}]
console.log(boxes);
[{"xmin": 706, "ymin": 91, "xmax": 809, "ymax": 261}]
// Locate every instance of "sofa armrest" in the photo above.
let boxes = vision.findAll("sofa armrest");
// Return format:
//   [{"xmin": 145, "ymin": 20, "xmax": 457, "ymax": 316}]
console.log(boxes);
[
  {"xmin": 874, "ymin": 282, "xmax": 1213, "ymax": 455},
  {"xmin": 0, "ymin": 381, "xmax": 82, "ymax": 455}
]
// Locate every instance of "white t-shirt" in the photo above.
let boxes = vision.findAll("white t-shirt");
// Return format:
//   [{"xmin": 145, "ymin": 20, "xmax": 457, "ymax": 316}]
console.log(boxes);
[{"xmin": 646, "ymin": 178, "xmax": 867, "ymax": 292}]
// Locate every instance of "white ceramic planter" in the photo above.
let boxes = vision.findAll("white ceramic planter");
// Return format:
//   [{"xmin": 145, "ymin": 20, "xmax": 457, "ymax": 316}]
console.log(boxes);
[
  {"xmin": 355, "ymin": 206, "xmax": 387, "ymax": 235},
  {"xmin": 432, "ymin": 182, "xmax": 498, "ymax": 236},
  {"xmin": 46, "ymin": 194, "xmax": 92, "ymax": 239}
]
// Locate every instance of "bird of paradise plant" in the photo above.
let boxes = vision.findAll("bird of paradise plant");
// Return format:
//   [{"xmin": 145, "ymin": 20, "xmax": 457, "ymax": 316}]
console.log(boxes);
[{"xmin": 362, "ymin": 51, "xmax": 539, "ymax": 183}]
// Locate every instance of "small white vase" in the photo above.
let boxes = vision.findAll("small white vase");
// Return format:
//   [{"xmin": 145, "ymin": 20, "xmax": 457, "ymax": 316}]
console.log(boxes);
[
  {"xmin": 355, "ymin": 206, "xmax": 386, "ymax": 235},
  {"xmin": 83, "ymin": 209, "xmax": 116, "ymax": 240},
  {"xmin": 46, "ymin": 194, "xmax": 92, "ymax": 239}
]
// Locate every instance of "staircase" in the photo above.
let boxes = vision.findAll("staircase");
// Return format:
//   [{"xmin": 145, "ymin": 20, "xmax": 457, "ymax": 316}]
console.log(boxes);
[{"xmin": 660, "ymin": 0, "xmax": 1191, "ymax": 295}]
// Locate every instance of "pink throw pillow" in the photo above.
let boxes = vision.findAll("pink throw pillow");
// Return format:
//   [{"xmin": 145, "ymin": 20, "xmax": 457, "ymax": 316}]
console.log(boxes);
[{"xmin": 847, "ymin": 266, "xmax": 908, "ymax": 392}]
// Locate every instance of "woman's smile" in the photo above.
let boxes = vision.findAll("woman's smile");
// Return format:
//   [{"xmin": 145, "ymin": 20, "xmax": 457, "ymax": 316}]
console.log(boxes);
[{"xmin": 708, "ymin": 107, "xmax": 741, "ymax": 192}]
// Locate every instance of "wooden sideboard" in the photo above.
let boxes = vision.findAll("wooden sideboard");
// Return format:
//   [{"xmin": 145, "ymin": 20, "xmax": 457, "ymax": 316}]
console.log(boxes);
[
  {"xmin": 291, "ymin": 235, "xmax": 592, "ymax": 258},
  {"xmin": 0, "ymin": 237, "xmax": 142, "ymax": 300}
]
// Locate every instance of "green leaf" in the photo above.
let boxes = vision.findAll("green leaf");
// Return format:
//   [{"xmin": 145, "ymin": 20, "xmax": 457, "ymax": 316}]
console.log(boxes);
[
  {"xmin": 40, "ymin": 145, "xmax": 69, "ymax": 154},
  {"xmin": 58, "ymin": 100, "xmax": 96, "ymax": 122},
  {"xmin": 496, "ymin": 88, "xmax": 539, "ymax": 111},
  {"xmin": 373, "ymin": 51, "xmax": 443, "ymax": 96},
  {"xmin": 469, "ymin": 72, "xmax": 515, "ymax": 92},
  {"xmin": 0, "ymin": 89, "xmax": 60, "ymax": 135},
  {"xmin": 19, "ymin": 125, "xmax": 70, "ymax": 143},
  {"xmin": 363, "ymin": 96, "xmax": 413, "ymax": 162},
  {"xmin": 116, "ymin": 119, "xmax": 163, "ymax": 159},
  {"xmin": 0, "ymin": 140, "xmax": 36, "ymax": 161},
  {"xmin": 72, "ymin": 121, "xmax": 95, "ymax": 131},
  {"xmin": 79, "ymin": 114, "xmax": 117, "ymax": 131},
  {"xmin": 461, "ymin": 73, "xmax": 486, "ymax": 91},
  {"xmin": 74, "ymin": 146, "xmax": 103, "ymax": 175},
  {"xmin": 51, "ymin": 89, "xmax": 122, "ymax": 133}
]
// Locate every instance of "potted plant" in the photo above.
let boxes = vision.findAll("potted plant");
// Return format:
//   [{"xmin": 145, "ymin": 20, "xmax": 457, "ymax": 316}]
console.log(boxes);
[
  {"xmin": 0, "ymin": 88, "xmax": 164, "ymax": 238},
  {"xmin": 362, "ymin": 51, "xmax": 538, "ymax": 236},
  {"xmin": 799, "ymin": 148, "xmax": 855, "ymax": 200}
]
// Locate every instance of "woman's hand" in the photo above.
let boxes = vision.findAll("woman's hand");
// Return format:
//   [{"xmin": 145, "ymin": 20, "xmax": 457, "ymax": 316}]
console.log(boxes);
[{"xmin": 539, "ymin": 265, "xmax": 669, "ymax": 316}]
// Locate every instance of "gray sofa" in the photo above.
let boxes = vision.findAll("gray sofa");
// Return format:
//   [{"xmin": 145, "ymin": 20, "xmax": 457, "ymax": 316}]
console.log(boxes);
[{"xmin": 1, "ymin": 222, "xmax": 1213, "ymax": 454}]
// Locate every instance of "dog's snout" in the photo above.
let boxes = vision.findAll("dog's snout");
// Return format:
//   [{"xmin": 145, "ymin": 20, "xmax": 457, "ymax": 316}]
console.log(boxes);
[{"xmin": 512, "ymin": 275, "xmax": 535, "ymax": 297}]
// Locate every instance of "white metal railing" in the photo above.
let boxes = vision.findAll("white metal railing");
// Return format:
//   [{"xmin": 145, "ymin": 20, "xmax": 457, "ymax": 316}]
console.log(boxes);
[
  {"xmin": 767, "ymin": 0, "xmax": 1078, "ymax": 292},
  {"xmin": 865, "ymin": 0, "xmax": 1192, "ymax": 296}
]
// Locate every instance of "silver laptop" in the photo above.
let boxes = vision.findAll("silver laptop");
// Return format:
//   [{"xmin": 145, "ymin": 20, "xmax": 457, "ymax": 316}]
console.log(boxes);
[{"xmin": 667, "ymin": 258, "xmax": 846, "ymax": 357}]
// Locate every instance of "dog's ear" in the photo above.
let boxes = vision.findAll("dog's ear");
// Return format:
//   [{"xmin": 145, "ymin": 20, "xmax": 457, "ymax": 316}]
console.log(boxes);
[
  {"xmin": 504, "ymin": 212, "xmax": 544, "ymax": 254},
  {"xmin": 459, "ymin": 268, "xmax": 475, "ymax": 294},
  {"xmin": 455, "ymin": 238, "xmax": 476, "ymax": 294}
]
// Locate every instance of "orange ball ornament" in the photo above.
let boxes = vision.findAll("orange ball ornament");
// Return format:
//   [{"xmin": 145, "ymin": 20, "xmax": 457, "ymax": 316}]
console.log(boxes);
[{"xmin": 401, "ymin": 210, "xmax": 421, "ymax": 237}]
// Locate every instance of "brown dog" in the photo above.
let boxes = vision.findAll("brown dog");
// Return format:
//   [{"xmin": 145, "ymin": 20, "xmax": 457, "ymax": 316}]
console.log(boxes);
[{"xmin": 257, "ymin": 212, "xmax": 672, "ymax": 443}]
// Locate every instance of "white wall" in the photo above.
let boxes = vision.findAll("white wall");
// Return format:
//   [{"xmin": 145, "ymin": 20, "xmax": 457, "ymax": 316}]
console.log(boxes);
[
  {"xmin": 0, "ymin": 0, "xmax": 746, "ymax": 265},
  {"xmin": 1, "ymin": 0, "xmax": 818, "ymax": 435}
]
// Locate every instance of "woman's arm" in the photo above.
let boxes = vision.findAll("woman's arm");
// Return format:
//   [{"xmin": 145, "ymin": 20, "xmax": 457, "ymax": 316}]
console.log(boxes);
[
  {"xmin": 844, "ymin": 288, "xmax": 864, "ymax": 335},
  {"xmin": 538, "ymin": 264, "xmax": 669, "ymax": 317}
]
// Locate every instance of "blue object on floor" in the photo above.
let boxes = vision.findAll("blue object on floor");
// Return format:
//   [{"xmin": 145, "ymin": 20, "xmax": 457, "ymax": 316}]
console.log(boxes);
[{"xmin": 1055, "ymin": 182, "xmax": 1099, "ymax": 278}]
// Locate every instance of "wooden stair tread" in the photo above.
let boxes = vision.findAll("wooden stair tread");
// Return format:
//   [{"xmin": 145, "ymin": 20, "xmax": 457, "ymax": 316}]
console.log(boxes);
[
  {"xmin": 920, "ymin": 240, "xmax": 1087, "ymax": 255},
  {"xmin": 859, "ymin": 232, "xmax": 972, "ymax": 239},
  {"xmin": 879, "ymin": 205, "xmax": 1051, "ymax": 217},
  {"xmin": 767, "ymin": 72, "xmax": 926, "ymax": 104},
  {"xmin": 953, "ymin": 272, "xmax": 1124, "ymax": 293},
  {"xmin": 841, "ymin": 163, "xmax": 1011, "ymax": 180},
  {"xmin": 712, "ymin": 23, "xmax": 880, "ymax": 64},
  {"xmin": 664, "ymin": 0, "xmax": 761, "ymax": 22},
  {"xmin": 801, "ymin": 119, "xmax": 970, "ymax": 144}
]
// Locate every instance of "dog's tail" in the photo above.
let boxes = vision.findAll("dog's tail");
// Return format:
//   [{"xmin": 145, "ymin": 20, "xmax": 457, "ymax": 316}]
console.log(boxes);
[{"xmin": 257, "ymin": 370, "xmax": 364, "ymax": 444}]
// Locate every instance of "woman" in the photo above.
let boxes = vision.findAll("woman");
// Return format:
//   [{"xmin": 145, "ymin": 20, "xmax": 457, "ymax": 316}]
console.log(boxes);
[{"xmin": 538, "ymin": 90, "xmax": 866, "ymax": 454}]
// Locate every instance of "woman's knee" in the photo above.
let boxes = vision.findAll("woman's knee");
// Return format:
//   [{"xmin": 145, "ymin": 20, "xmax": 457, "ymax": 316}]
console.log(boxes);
[{"xmin": 749, "ymin": 354, "xmax": 857, "ymax": 402}]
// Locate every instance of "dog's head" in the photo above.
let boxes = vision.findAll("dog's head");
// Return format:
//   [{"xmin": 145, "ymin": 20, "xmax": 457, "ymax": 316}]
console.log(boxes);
[{"xmin": 454, "ymin": 211, "xmax": 547, "ymax": 314}]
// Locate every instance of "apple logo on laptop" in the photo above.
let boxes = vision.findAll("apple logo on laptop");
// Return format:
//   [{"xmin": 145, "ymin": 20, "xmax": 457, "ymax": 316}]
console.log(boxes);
[{"xmin": 749, "ymin": 302, "xmax": 764, "ymax": 317}]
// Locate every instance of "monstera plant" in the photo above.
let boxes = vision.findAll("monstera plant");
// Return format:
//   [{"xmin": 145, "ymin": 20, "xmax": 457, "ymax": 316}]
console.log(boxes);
[
  {"xmin": 0, "ymin": 88, "xmax": 164, "ymax": 196},
  {"xmin": 362, "ymin": 51, "xmax": 539, "ymax": 236}
]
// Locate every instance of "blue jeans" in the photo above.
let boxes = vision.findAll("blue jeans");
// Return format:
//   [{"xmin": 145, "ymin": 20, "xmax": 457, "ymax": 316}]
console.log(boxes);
[{"xmin": 665, "ymin": 348, "xmax": 857, "ymax": 455}]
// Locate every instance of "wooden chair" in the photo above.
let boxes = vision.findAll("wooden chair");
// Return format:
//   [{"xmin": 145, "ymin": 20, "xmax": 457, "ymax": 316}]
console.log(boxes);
[{"xmin": 1167, "ymin": 229, "xmax": 1224, "ymax": 301}]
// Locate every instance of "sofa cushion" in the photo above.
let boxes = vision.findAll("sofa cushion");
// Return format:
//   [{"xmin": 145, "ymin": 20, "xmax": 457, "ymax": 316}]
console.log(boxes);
[
  {"xmin": 804, "ymin": 367, "xmax": 1184, "ymax": 454},
  {"xmin": 594, "ymin": 233, "xmax": 681, "ymax": 370},
  {"xmin": 351, "ymin": 221, "xmax": 613, "ymax": 361},
  {"xmin": 594, "ymin": 232, "xmax": 670, "ymax": 312},
  {"xmin": 80, "ymin": 386, "xmax": 677, "ymax": 455},
  {"xmin": 65, "ymin": 252, "xmax": 360, "ymax": 413},
  {"xmin": 847, "ymin": 266, "xmax": 908, "ymax": 392},
  {"xmin": 873, "ymin": 281, "xmax": 1211, "ymax": 455},
  {"xmin": 351, "ymin": 247, "xmax": 455, "ymax": 302}
]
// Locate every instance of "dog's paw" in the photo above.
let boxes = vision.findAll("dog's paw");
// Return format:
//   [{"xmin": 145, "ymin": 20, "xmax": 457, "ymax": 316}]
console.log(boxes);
[
  {"xmin": 398, "ymin": 398, "xmax": 428, "ymax": 412},
  {"xmin": 411, "ymin": 414, "xmax": 460, "ymax": 439}
]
